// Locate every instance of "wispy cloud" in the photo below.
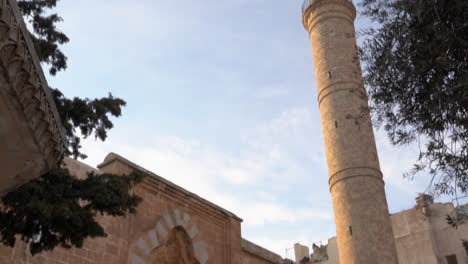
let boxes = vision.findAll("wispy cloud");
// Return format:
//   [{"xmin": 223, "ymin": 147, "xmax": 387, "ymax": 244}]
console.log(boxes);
[
  {"xmin": 53, "ymin": 0, "xmax": 438, "ymax": 257},
  {"xmin": 79, "ymin": 106, "xmax": 332, "ymax": 254}
]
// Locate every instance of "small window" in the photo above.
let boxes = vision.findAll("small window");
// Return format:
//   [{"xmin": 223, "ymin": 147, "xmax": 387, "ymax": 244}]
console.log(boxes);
[{"xmin": 446, "ymin": 254, "xmax": 458, "ymax": 264}]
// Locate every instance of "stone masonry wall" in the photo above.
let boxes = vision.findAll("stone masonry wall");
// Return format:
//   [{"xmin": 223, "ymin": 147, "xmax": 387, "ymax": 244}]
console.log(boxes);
[{"xmin": 0, "ymin": 153, "xmax": 279, "ymax": 264}]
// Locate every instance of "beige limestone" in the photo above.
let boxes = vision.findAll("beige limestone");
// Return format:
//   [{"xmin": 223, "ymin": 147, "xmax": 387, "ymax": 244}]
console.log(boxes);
[
  {"xmin": 0, "ymin": 0, "xmax": 66, "ymax": 195},
  {"xmin": 63, "ymin": 157, "xmax": 101, "ymax": 179},
  {"xmin": 0, "ymin": 153, "xmax": 282, "ymax": 264},
  {"xmin": 312, "ymin": 200, "xmax": 468, "ymax": 264},
  {"xmin": 324, "ymin": 237, "xmax": 339, "ymax": 264},
  {"xmin": 242, "ymin": 239, "xmax": 283, "ymax": 264},
  {"xmin": 294, "ymin": 243, "xmax": 310, "ymax": 263},
  {"xmin": 312, "ymin": 237, "xmax": 339, "ymax": 264},
  {"xmin": 392, "ymin": 201, "xmax": 468, "ymax": 264},
  {"xmin": 149, "ymin": 226, "xmax": 199, "ymax": 264},
  {"xmin": 302, "ymin": 0, "xmax": 398, "ymax": 263}
]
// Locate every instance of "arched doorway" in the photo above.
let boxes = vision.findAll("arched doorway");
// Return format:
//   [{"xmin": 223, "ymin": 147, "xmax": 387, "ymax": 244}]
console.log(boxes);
[{"xmin": 148, "ymin": 226, "xmax": 200, "ymax": 264}]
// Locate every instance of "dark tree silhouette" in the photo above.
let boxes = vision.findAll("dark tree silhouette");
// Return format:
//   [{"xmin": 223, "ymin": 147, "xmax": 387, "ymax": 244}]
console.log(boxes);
[
  {"xmin": 0, "ymin": 0, "xmax": 144, "ymax": 254},
  {"xmin": 359, "ymin": 0, "xmax": 468, "ymax": 196}
]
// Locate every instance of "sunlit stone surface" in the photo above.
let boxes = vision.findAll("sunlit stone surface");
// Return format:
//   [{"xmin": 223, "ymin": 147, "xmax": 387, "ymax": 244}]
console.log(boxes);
[{"xmin": 302, "ymin": 0, "xmax": 399, "ymax": 263}]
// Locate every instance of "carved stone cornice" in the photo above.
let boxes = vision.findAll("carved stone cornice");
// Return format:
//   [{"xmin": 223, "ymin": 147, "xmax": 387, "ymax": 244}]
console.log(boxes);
[{"xmin": 0, "ymin": 0, "xmax": 66, "ymax": 194}]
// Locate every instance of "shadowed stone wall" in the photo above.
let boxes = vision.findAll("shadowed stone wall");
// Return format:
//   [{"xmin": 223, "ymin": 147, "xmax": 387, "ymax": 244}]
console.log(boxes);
[{"xmin": 0, "ymin": 0, "xmax": 66, "ymax": 195}]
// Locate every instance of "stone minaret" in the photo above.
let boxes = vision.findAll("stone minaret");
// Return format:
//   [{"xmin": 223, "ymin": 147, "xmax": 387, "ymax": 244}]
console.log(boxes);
[{"xmin": 302, "ymin": 0, "xmax": 399, "ymax": 263}]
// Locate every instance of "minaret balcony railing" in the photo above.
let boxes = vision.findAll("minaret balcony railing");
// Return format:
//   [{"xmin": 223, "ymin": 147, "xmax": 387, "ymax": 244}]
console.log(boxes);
[{"xmin": 302, "ymin": 0, "xmax": 353, "ymax": 13}]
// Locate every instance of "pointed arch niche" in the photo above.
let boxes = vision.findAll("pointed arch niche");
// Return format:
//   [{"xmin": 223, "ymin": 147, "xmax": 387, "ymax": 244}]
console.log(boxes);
[
  {"xmin": 129, "ymin": 209, "xmax": 209, "ymax": 264},
  {"xmin": 148, "ymin": 226, "xmax": 200, "ymax": 264}
]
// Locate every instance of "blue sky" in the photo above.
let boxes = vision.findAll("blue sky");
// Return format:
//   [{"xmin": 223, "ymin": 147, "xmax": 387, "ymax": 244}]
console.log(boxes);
[{"xmin": 45, "ymin": 0, "xmax": 441, "ymax": 258}]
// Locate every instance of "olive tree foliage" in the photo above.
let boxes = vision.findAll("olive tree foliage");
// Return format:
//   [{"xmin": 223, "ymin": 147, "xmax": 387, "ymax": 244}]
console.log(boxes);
[
  {"xmin": 0, "ymin": 0, "xmax": 144, "ymax": 255},
  {"xmin": 359, "ymin": 0, "xmax": 468, "ymax": 196}
]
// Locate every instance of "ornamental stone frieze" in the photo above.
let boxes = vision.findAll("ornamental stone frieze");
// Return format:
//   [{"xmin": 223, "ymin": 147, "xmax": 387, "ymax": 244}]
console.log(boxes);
[{"xmin": 0, "ymin": 0, "xmax": 66, "ymax": 195}]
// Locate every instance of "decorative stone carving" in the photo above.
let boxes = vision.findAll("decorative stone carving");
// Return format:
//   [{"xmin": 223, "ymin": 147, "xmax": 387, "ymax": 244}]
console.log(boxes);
[{"xmin": 0, "ymin": 0, "xmax": 66, "ymax": 194}]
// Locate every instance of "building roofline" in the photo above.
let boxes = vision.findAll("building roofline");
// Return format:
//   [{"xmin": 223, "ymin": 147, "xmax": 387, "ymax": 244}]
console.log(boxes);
[
  {"xmin": 98, "ymin": 152, "xmax": 243, "ymax": 221},
  {"xmin": 241, "ymin": 238, "xmax": 283, "ymax": 264}
]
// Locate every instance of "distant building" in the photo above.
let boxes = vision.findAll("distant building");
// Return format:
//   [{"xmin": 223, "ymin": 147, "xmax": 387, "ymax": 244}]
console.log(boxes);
[
  {"xmin": 294, "ymin": 243, "xmax": 310, "ymax": 263},
  {"xmin": 296, "ymin": 195, "xmax": 468, "ymax": 264},
  {"xmin": 309, "ymin": 237, "xmax": 339, "ymax": 264}
]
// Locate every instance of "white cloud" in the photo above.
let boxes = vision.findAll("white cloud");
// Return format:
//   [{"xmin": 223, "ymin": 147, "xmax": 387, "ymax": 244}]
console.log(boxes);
[
  {"xmin": 80, "ymin": 106, "xmax": 330, "ymax": 224},
  {"xmin": 46, "ymin": 0, "xmax": 438, "ymax": 258},
  {"xmin": 81, "ymin": 135, "xmax": 332, "ymax": 229},
  {"xmin": 76, "ymin": 107, "xmax": 431, "ymax": 256},
  {"xmin": 375, "ymin": 129, "xmax": 430, "ymax": 194},
  {"xmin": 75, "ymin": 106, "xmax": 335, "ymax": 255}
]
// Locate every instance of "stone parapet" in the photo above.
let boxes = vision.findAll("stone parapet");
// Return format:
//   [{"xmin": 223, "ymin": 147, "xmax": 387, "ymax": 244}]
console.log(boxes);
[{"xmin": 242, "ymin": 239, "xmax": 283, "ymax": 264}]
